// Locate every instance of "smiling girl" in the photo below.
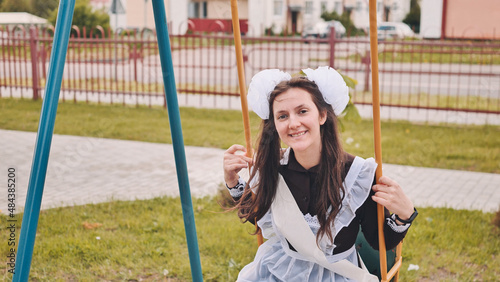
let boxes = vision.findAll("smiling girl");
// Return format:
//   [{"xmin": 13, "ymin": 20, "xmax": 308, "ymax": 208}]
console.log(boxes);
[{"xmin": 223, "ymin": 67, "xmax": 417, "ymax": 281}]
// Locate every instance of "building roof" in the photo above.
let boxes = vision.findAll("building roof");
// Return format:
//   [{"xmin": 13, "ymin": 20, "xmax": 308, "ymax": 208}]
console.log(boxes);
[{"xmin": 0, "ymin": 12, "xmax": 48, "ymax": 25}]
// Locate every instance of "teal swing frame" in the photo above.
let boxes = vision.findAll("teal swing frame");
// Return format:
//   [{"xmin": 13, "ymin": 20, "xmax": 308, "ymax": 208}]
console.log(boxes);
[{"xmin": 12, "ymin": 1, "xmax": 204, "ymax": 281}]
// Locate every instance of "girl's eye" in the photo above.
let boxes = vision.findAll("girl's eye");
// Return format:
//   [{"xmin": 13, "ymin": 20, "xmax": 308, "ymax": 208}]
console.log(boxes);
[
  {"xmin": 299, "ymin": 109, "xmax": 308, "ymax": 114},
  {"xmin": 277, "ymin": 114, "xmax": 288, "ymax": 120}
]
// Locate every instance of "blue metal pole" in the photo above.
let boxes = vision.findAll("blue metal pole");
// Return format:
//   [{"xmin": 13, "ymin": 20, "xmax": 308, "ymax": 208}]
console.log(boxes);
[
  {"xmin": 13, "ymin": 0, "xmax": 76, "ymax": 281},
  {"xmin": 151, "ymin": 1, "xmax": 203, "ymax": 281}
]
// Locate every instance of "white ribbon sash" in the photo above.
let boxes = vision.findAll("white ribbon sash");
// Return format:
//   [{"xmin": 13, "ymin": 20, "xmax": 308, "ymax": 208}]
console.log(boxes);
[{"xmin": 271, "ymin": 175, "xmax": 378, "ymax": 282}]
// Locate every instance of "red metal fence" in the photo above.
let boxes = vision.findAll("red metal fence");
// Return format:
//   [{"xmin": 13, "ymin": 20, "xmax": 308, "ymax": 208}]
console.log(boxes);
[{"xmin": 1, "ymin": 25, "xmax": 499, "ymax": 123}]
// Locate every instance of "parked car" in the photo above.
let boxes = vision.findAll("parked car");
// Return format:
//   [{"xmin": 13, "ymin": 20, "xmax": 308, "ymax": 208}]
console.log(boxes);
[
  {"xmin": 377, "ymin": 22, "xmax": 415, "ymax": 40},
  {"xmin": 302, "ymin": 20, "xmax": 346, "ymax": 42}
]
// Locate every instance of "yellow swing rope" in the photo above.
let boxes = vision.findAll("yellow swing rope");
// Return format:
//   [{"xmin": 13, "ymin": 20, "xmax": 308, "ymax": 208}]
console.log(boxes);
[
  {"xmin": 368, "ymin": 0, "xmax": 403, "ymax": 281},
  {"xmin": 230, "ymin": 0, "xmax": 264, "ymax": 246}
]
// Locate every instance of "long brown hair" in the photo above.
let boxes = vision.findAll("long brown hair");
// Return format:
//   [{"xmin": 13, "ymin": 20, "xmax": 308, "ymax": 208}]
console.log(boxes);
[{"xmin": 236, "ymin": 76, "xmax": 346, "ymax": 244}]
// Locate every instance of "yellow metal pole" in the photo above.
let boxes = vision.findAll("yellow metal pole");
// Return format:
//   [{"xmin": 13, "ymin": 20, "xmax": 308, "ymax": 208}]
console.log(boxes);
[
  {"xmin": 230, "ymin": 0, "xmax": 264, "ymax": 246},
  {"xmin": 368, "ymin": 1, "xmax": 403, "ymax": 281}
]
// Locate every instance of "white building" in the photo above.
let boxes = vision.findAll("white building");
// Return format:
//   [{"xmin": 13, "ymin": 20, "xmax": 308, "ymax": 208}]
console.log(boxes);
[
  {"xmin": 249, "ymin": 0, "xmax": 410, "ymax": 36},
  {"xmin": 89, "ymin": 0, "xmax": 410, "ymax": 36}
]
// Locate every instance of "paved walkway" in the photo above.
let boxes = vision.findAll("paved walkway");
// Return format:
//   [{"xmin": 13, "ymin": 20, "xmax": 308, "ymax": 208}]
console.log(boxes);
[{"xmin": 0, "ymin": 129, "xmax": 499, "ymax": 214}]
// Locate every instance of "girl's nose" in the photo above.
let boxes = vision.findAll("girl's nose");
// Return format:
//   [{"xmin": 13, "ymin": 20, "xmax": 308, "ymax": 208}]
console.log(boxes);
[{"xmin": 288, "ymin": 115, "xmax": 300, "ymax": 129}]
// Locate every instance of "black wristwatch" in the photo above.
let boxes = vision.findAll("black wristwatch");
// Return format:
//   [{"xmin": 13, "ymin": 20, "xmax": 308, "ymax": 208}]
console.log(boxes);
[{"xmin": 395, "ymin": 208, "xmax": 418, "ymax": 224}]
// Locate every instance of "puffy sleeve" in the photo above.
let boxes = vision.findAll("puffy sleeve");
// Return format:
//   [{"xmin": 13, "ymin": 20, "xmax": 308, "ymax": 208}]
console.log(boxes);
[
  {"xmin": 226, "ymin": 176, "xmax": 246, "ymax": 201},
  {"xmin": 352, "ymin": 159, "xmax": 411, "ymax": 250},
  {"xmin": 225, "ymin": 165, "xmax": 261, "ymax": 202},
  {"xmin": 226, "ymin": 177, "xmax": 259, "ymax": 225}
]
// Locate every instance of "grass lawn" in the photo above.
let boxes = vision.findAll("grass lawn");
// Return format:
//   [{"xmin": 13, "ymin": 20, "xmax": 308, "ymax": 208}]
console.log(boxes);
[
  {"xmin": 347, "ymin": 43, "xmax": 500, "ymax": 65},
  {"xmin": 352, "ymin": 91, "xmax": 500, "ymax": 113},
  {"xmin": 0, "ymin": 197, "xmax": 498, "ymax": 281},
  {"xmin": 0, "ymin": 97, "xmax": 499, "ymax": 280}
]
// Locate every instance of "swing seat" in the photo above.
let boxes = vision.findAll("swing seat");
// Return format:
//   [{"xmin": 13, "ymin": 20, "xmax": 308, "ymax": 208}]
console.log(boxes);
[{"xmin": 355, "ymin": 229, "xmax": 397, "ymax": 281}]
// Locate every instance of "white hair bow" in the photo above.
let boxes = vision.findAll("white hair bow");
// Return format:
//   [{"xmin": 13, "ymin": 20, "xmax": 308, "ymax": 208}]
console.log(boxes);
[{"xmin": 247, "ymin": 66, "xmax": 349, "ymax": 119}]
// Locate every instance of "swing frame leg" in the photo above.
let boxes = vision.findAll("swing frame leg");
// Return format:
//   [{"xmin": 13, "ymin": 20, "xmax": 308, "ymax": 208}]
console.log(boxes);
[
  {"xmin": 151, "ymin": 0, "xmax": 203, "ymax": 280},
  {"xmin": 13, "ymin": 1, "xmax": 204, "ymax": 280},
  {"xmin": 13, "ymin": 1, "xmax": 76, "ymax": 280}
]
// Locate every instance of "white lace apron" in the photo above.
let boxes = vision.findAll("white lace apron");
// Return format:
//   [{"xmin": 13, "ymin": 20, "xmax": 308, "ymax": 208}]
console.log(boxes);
[{"xmin": 238, "ymin": 156, "xmax": 378, "ymax": 282}]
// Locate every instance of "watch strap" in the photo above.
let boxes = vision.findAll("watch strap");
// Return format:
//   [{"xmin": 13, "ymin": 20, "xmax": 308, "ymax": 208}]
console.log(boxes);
[{"xmin": 395, "ymin": 207, "xmax": 418, "ymax": 224}]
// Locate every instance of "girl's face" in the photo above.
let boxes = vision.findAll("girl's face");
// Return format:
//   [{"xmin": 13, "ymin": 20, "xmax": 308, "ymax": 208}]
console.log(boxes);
[{"xmin": 272, "ymin": 88, "xmax": 326, "ymax": 157}]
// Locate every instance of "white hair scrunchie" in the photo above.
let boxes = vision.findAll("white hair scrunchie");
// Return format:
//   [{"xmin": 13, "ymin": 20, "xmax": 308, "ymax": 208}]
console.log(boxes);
[{"xmin": 247, "ymin": 66, "xmax": 349, "ymax": 119}]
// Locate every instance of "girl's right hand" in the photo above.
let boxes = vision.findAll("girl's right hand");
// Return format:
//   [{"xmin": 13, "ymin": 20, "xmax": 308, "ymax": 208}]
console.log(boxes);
[{"xmin": 223, "ymin": 144, "xmax": 253, "ymax": 187}]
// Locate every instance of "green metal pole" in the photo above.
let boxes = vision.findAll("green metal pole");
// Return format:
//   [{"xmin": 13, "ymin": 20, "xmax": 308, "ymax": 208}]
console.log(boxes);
[
  {"xmin": 13, "ymin": 0, "xmax": 76, "ymax": 281},
  {"xmin": 151, "ymin": 1, "xmax": 203, "ymax": 281}
]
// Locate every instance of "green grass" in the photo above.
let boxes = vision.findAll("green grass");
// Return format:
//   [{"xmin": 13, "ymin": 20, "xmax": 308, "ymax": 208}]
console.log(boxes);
[
  {"xmin": 1, "ymin": 98, "xmax": 499, "ymax": 173},
  {"xmin": 378, "ymin": 48, "xmax": 500, "ymax": 65},
  {"xmin": 401, "ymin": 208, "xmax": 500, "ymax": 281},
  {"xmin": 347, "ymin": 45, "xmax": 500, "ymax": 65},
  {"xmin": 0, "ymin": 98, "xmax": 499, "ymax": 280},
  {"xmin": 0, "ymin": 197, "xmax": 498, "ymax": 281},
  {"xmin": 0, "ymin": 196, "xmax": 257, "ymax": 281},
  {"xmin": 352, "ymin": 91, "xmax": 500, "ymax": 112}
]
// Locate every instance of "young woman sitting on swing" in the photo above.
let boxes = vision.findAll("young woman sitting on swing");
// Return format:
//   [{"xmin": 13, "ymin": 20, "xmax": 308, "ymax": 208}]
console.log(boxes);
[{"xmin": 223, "ymin": 66, "xmax": 417, "ymax": 281}]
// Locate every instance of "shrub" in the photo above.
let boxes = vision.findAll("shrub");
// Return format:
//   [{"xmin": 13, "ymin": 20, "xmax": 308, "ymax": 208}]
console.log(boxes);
[
  {"xmin": 48, "ymin": 0, "xmax": 110, "ymax": 38},
  {"xmin": 321, "ymin": 10, "xmax": 365, "ymax": 37},
  {"xmin": 493, "ymin": 206, "xmax": 500, "ymax": 229}
]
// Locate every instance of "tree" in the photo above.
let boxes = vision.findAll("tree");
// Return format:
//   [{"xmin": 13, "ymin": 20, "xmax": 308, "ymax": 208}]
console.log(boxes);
[
  {"xmin": 321, "ymin": 10, "xmax": 341, "ymax": 22},
  {"xmin": 48, "ymin": 0, "xmax": 110, "ymax": 37},
  {"xmin": 403, "ymin": 0, "xmax": 420, "ymax": 33},
  {"xmin": 321, "ymin": 10, "xmax": 365, "ymax": 37},
  {"xmin": 1, "ymin": 0, "xmax": 58, "ymax": 22},
  {"xmin": 0, "ymin": 0, "xmax": 31, "ymax": 13},
  {"xmin": 30, "ymin": 0, "xmax": 59, "ymax": 19}
]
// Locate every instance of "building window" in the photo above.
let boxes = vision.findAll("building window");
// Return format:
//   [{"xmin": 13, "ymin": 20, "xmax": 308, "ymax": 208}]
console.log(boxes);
[
  {"xmin": 356, "ymin": 1, "xmax": 362, "ymax": 12},
  {"xmin": 305, "ymin": 1, "xmax": 313, "ymax": 15},
  {"xmin": 320, "ymin": 1, "xmax": 327, "ymax": 14},
  {"xmin": 334, "ymin": 1, "xmax": 342, "ymax": 14},
  {"xmin": 274, "ymin": 0, "xmax": 283, "ymax": 16},
  {"xmin": 202, "ymin": 1, "xmax": 207, "ymax": 18},
  {"xmin": 188, "ymin": 2, "xmax": 199, "ymax": 18},
  {"xmin": 188, "ymin": 1, "xmax": 207, "ymax": 18}
]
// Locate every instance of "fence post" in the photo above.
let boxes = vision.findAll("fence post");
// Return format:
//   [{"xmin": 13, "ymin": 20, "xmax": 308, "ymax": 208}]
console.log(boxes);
[
  {"xmin": 29, "ymin": 27, "xmax": 40, "ymax": 100},
  {"xmin": 363, "ymin": 50, "xmax": 371, "ymax": 92},
  {"xmin": 132, "ymin": 44, "xmax": 138, "ymax": 82},
  {"xmin": 328, "ymin": 26, "xmax": 336, "ymax": 68}
]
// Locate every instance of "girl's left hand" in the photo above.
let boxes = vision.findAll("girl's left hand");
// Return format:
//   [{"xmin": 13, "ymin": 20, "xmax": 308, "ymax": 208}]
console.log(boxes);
[{"xmin": 372, "ymin": 176, "xmax": 415, "ymax": 221}]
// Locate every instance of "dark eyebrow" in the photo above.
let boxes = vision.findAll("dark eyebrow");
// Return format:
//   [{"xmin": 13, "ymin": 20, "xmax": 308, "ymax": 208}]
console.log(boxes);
[{"xmin": 275, "ymin": 104, "xmax": 309, "ymax": 115}]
